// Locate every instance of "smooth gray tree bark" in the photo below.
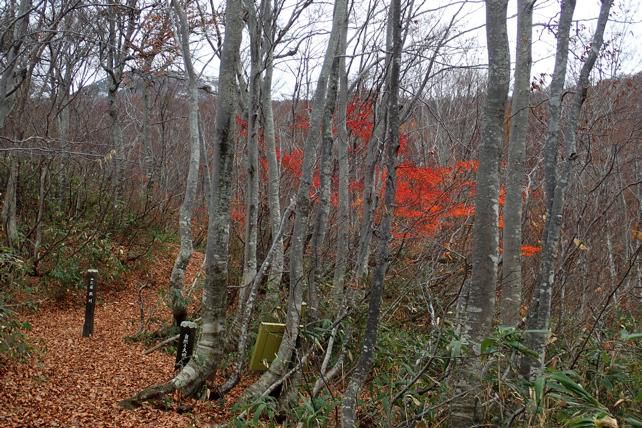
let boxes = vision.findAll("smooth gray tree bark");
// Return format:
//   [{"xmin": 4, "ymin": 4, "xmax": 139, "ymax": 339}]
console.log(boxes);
[
  {"xmin": 243, "ymin": 0, "xmax": 347, "ymax": 399},
  {"xmin": 451, "ymin": 0, "xmax": 509, "ymax": 424},
  {"xmin": 1, "ymin": 158, "xmax": 18, "ymax": 247},
  {"xmin": 500, "ymin": 0, "xmax": 534, "ymax": 327},
  {"xmin": 308, "ymin": 37, "xmax": 342, "ymax": 319},
  {"xmin": 541, "ymin": 0, "xmax": 575, "ymax": 216},
  {"xmin": 239, "ymin": 0, "xmax": 261, "ymax": 310},
  {"xmin": 260, "ymin": 0, "xmax": 284, "ymax": 305},
  {"xmin": 522, "ymin": 0, "xmax": 612, "ymax": 379},
  {"xmin": 33, "ymin": 163, "xmax": 48, "ymax": 260},
  {"xmin": 0, "ymin": 0, "xmax": 32, "ymax": 128},
  {"xmin": 518, "ymin": 0, "xmax": 576, "ymax": 377},
  {"xmin": 168, "ymin": 0, "xmax": 202, "ymax": 326},
  {"xmin": 332, "ymin": 12, "xmax": 350, "ymax": 306},
  {"xmin": 461, "ymin": 0, "xmax": 510, "ymax": 350},
  {"xmin": 121, "ymin": 0, "xmax": 244, "ymax": 405},
  {"xmin": 634, "ymin": 159, "xmax": 642, "ymax": 305},
  {"xmin": 100, "ymin": 0, "xmax": 138, "ymax": 204}
]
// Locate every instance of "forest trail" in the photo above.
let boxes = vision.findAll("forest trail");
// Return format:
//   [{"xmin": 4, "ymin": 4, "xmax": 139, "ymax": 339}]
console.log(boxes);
[{"xmin": 0, "ymin": 246, "xmax": 247, "ymax": 427}]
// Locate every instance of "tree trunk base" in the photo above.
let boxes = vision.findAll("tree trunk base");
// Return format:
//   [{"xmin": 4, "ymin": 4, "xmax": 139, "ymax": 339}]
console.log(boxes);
[{"xmin": 119, "ymin": 382, "xmax": 176, "ymax": 409}]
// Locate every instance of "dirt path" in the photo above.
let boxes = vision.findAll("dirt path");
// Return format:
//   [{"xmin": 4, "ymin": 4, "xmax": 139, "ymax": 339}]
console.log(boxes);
[{"xmin": 0, "ymin": 248, "xmax": 243, "ymax": 427}]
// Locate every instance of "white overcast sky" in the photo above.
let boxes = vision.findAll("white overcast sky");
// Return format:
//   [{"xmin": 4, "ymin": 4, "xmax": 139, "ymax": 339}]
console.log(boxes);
[
  {"xmin": 411, "ymin": 0, "xmax": 642, "ymax": 84},
  {"xmin": 505, "ymin": 0, "xmax": 641, "ymax": 79},
  {"xmin": 194, "ymin": 0, "xmax": 642, "ymax": 97}
]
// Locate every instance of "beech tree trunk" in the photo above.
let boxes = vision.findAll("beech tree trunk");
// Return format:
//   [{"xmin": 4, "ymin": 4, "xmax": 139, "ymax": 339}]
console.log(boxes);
[
  {"xmin": 2, "ymin": 158, "xmax": 19, "ymax": 248},
  {"xmin": 142, "ymin": 78, "xmax": 154, "ymax": 186},
  {"xmin": 517, "ymin": 2, "xmax": 575, "ymax": 372},
  {"xmin": 121, "ymin": 0, "xmax": 243, "ymax": 406},
  {"xmin": 634, "ymin": 159, "xmax": 642, "ymax": 305},
  {"xmin": 500, "ymin": 0, "xmax": 534, "ymax": 327},
  {"xmin": 522, "ymin": 0, "xmax": 612, "ymax": 379},
  {"xmin": 168, "ymin": 0, "xmax": 202, "ymax": 326},
  {"xmin": 309, "ymin": 43, "xmax": 342, "ymax": 319},
  {"xmin": 333, "ymin": 16, "xmax": 350, "ymax": 305},
  {"xmin": 260, "ymin": 0, "xmax": 284, "ymax": 305},
  {"xmin": 239, "ymin": 0, "xmax": 261, "ymax": 310},
  {"xmin": 451, "ymin": 0, "xmax": 509, "ymax": 424},
  {"xmin": 353, "ymin": 21, "xmax": 393, "ymax": 282},
  {"xmin": 541, "ymin": 0, "xmax": 575, "ymax": 216},
  {"xmin": 0, "ymin": 0, "xmax": 32, "ymax": 129},
  {"xmin": 33, "ymin": 163, "xmax": 47, "ymax": 261},
  {"xmin": 102, "ymin": 0, "xmax": 138, "ymax": 205}
]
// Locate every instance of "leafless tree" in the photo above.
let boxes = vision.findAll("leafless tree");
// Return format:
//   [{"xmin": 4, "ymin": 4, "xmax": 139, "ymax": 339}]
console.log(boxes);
[
  {"xmin": 121, "ymin": 0, "xmax": 244, "ymax": 404},
  {"xmin": 500, "ymin": 0, "xmax": 535, "ymax": 327},
  {"xmin": 167, "ymin": 0, "xmax": 201, "ymax": 326},
  {"xmin": 522, "ymin": 0, "xmax": 613, "ymax": 379},
  {"xmin": 451, "ymin": 0, "xmax": 509, "ymax": 424}
]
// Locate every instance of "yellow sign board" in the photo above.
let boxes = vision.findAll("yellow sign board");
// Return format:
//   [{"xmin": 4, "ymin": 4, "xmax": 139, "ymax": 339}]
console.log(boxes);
[{"xmin": 249, "ymin": 322, "xmax": 285, "ymax": 371}]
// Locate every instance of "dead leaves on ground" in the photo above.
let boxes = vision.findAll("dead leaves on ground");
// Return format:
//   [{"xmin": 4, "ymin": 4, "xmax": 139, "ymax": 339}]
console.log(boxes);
[{"xmin": 0, "ymin": 246, "xmax": 247, "ymax": 427}]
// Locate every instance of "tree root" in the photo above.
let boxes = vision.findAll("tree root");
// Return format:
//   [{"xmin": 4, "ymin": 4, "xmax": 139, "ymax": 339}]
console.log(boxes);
[{"xmin": 118, "ymin": 382, "xmax": 176, "ymax": 410}]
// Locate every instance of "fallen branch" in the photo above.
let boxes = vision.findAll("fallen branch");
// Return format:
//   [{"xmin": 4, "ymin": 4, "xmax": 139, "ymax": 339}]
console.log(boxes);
[
  {"xmin": 143, "ymin": 334, "xmax": 179, "ymax": 355},
  {"xmin": 143, "ymin": 317, "xmax": 202, "ymax": 355}
]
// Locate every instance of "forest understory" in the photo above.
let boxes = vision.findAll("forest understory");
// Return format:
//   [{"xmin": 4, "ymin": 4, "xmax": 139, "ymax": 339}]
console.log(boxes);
[
  {"xmin": 0, "ymin": 245, "xmax": 268, "ymax": 427},
  {"xmin": 0, "ymin": 246, "xmax": 243, "ymax": 427}
]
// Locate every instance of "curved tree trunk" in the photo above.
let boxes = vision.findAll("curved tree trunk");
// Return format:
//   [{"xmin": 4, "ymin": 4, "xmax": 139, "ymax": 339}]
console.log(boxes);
[
  {"xmin": 168, "ymin": 0, "xmax": 202, "ymax": 326},
  {"xmin": 120, "ymin": 0, "xmax": 243, "ymax": 406}
]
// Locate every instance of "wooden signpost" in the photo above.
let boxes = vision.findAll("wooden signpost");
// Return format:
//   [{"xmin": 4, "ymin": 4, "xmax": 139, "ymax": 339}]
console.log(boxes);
[
  {"xmin": 82, "ymin": 269, "xmax": 98, "ymax": 337},
  {"xmin": 175, "ymin": 321, "xmax": 197, "ymax": 370}
]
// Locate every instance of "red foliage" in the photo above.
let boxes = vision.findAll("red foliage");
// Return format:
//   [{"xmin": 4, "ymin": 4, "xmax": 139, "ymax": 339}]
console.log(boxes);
[
  {"xmin": 454, "ymin": 160, "xmax": 479, "ymax": 172},
  {"xmin": 520, "ymin": 245, "xmax": 541, "ymax": 257},
  {"xmin": 346, "ymin": 99, "xmax": 374, "ymax": 143},
  {"xmin": 398, "ymin": 133, "xmax": 409, "ymax": 155},
  {"xmin": 292, "ymin": 112, "xmax": 310, "ymax": 132},
  {"xmin": 392, "ymin": 162, "xmax": 476, "ymax": 238},
  {"xmin": 349, "ymin": 179, "xmax": 364, "ymax": 193},
  {"xmin": 281, "ymin": 148, "xmax": 303, "ymax": 178}
]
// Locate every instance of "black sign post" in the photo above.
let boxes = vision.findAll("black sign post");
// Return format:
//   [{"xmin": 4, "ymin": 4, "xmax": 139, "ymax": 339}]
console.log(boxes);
[
  {"xmin": 175, "ymin": 321, "xmax": 197, "ymax": 370},
  {"xmin": 82, "ymin": 269, "xmax": 98, "ymax": 337}
]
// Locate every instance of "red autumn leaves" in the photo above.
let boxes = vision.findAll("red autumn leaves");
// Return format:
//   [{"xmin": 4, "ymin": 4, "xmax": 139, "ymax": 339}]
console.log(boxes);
[{"xmin": 234, "ymin": 97, "xmax": 540, "ymax": 257}]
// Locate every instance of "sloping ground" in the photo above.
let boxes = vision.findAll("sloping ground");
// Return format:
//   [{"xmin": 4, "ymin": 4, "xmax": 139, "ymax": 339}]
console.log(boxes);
[{"xmin": 0, "ymin": 246, "xmax": 251, "ymax": 427}]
